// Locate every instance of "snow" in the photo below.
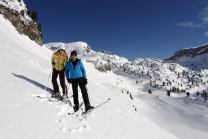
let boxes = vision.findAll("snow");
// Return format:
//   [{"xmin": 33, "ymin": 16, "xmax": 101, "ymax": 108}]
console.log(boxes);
[
  {"xmin": 45, "ymin": 41, "xmax": 95, "ymax": 55},
  {"xmin": 169, "ymin": 53, "xmax": 208, "ymax": 69},
  {"xmin": 183, "ymin": 43, "xmax": 208, "ymax": 49},
  {"xmin": 0, "ymin": 14, "xmax": 179, "ymax": 139},
  {"xmin": 165, "ymin": 44, "xmax": 208, "ymax": 68},
  {"xmin": 1, "ymin": 6, "xmax": 208, "ymax": 138}
]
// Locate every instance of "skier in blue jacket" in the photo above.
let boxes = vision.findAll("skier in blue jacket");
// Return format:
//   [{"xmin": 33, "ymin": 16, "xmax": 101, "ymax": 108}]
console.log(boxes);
[{"xmin": 65, "ymin": 50, "xmax": 94, "ymax": 112}]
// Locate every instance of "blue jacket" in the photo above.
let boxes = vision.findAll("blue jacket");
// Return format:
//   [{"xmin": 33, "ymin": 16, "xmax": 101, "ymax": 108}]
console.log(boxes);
[{"xmin": 65, "ymin": 59, "xmax": 87, "ymax": 79}]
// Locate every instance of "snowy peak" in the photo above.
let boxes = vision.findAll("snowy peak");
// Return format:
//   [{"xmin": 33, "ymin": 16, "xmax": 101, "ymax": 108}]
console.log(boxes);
[
  {"xmin": 167, "ymin": 43, "xmax": 208, "ymax": 59},
  {"xmin": 45, "ymin": 42, "xmax": 129, "ymax": 72},
  {"xmin": 44, "ymin": 42, "xmax": 93, "ymax": 55}
]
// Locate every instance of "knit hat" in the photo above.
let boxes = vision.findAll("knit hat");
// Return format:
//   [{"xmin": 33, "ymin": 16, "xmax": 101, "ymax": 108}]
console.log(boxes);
[
  {"xmin": 70, "ymin": 50, "xmax": 77, "ymax": 56},
  {"xmin": 58, "ymin": 45, "xmax": 65, "ymax": 51}
]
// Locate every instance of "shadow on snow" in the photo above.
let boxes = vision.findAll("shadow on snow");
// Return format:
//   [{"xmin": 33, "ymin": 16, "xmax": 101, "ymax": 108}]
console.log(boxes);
[{"xmin": 12, "ymin": 73, "xmax": 53, "ymax": 93}]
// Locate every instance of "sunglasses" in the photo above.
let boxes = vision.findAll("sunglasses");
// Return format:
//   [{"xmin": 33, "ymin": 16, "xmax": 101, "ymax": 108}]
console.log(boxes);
[
  {"xmin": 60, "ymin": 49, "xmax": 65, "ymax": 51},
  {"xmin": 71, "ymin": 54, "xmax": 77, "ymax": 57}
]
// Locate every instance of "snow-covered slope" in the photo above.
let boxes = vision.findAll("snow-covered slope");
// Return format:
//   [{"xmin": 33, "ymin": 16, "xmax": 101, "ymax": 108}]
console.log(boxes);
[
  {"xmin": 164, "ymin": 43, "xmax": 208, "ymax": 68},
  {"xmin": 0, "ymin": 14, "xmax": 179, "ymax": 139},
  {"xmin": 45, "ymin": 41, "xmax": 208, "ymax": 139}
]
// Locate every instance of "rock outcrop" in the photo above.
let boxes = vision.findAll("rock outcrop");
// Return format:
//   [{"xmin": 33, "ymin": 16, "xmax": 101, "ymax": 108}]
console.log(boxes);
[{"xmin": 0, "ymin": 2, "xmax": 42, "ymax": 46}]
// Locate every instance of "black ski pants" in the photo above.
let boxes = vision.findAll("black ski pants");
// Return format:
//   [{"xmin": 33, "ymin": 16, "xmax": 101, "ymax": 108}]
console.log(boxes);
[
  {"xmin": 72, "ymin": 78, "xmax": 90, "ymax": 107},
  {"xmin": 52, "ymin": 68, "xmax": 66, "ymax": 94}
]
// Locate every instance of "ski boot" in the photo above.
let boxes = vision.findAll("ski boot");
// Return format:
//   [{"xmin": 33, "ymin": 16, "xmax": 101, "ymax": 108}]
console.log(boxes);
[
  {"xmin": 85, "ymin": 104, "xmax": 94, "ymax": 112},
  {"xmin": 52, "ymin": 92, "xmax": 61, "ymax": 98},
  {"xmin": 73, "ymin": 104, "xmax": 80, "ymax": 112}
]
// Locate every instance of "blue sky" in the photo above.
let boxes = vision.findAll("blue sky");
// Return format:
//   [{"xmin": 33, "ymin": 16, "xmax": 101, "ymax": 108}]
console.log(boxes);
[{"xmin": 24, "ymin": 0, "xmax": 208, "ymax": 60}]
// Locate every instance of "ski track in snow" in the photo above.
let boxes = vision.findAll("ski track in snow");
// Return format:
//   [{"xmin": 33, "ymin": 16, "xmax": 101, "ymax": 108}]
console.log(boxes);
[
  {"xmin": 0, "ymin": 45, "xmax": 50, "ymax": 74},
  {"xmin": 35, "ymin": 89, "xmax": 178, "ymax": 139}
]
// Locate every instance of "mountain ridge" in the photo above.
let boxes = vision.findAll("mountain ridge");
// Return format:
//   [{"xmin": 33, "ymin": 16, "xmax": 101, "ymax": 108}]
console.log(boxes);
[{"xmin": 164, "ymin": 43, "xmax": 208, "ymax": 68}]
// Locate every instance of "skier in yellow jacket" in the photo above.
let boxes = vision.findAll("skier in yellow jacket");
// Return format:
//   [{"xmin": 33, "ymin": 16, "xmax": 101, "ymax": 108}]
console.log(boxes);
[{"xmin": 51, "ymin": 45, "xmax": 68, "ymax": 98}]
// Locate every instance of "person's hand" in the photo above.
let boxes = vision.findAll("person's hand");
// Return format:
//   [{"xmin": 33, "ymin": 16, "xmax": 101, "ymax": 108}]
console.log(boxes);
[
  {"xmin": 67, "ymin": 78, "xmax": 72, "ymax": 83},
  {"xmin": 83, "ymin": 79, "xmax": 88, "ymax": 85}
]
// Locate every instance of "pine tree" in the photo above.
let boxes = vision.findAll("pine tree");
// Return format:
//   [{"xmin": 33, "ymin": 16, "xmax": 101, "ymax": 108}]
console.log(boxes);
[
  {"xmin": 37, "ymin": 23, "xmax": 42, "ymax": 32},
  {"xmin": 27, "ymin": 10, "xmax": 30, "ymax": 16},
  {"xmin": 130, "ymin": 93, "xmax": 133, "ymax": 100},
  {"xmin": 20, "ymin": 10, "xmax": 24, "ymax": 16},
  {"xmin": 167, "ymin": 91, "xmax": 170, "ymax": 96},
  {"xmin": 31, "ymin": 11, "xmax": 38, "ymax": 22},
  {"xmin": 148, "ymin": 89, "xmax": 152, "ymax": 94},
  {"xmin": 147, "ymin": 71, "xmax": 150, "ymax": 76},
  {"xmin": 169, "ymin": 81, "xmax": 172, "ymax": 86},
  {"xmin": 177, "ymin": 87, "xmax": 180, "ymax": 92},
  {"xmin": 163, "ymin": 81, "xmax": 165, "ymax": 86}
]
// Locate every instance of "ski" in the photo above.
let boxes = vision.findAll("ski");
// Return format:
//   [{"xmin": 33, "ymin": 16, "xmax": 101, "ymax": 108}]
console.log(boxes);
[
  {"xmin": 83, "ymin": 98, "xmax": 111, "ymax": 115},
  {"xmin": 37, "ymin": 96, "xmax": 51, "ymax": 99},
  {"xmin": 68, "ymin": 102, "xmax": 84, "ymax": 115},
  {"xmin": 37, "ymin": 95, "xmax": 73, "ymax": 101}
]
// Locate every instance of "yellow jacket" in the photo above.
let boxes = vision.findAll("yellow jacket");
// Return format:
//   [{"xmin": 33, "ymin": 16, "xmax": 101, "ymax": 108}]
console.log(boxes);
[{"xmin": 51, "ymin": 51, "xmax": 68, "ymax": 71}]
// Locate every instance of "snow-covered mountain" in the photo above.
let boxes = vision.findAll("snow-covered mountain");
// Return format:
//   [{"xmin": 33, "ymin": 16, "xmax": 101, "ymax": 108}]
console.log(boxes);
[
  {"xmin": 164, "ymin": 43, "xmax": 208, "ymax": 68},
  {"xmin": 1, "ymin": 0, "xmax": 208, "ymax": 138},
  {"xmin": 0, "ymin": 13, "xmax": 180, "ymax": 139}
]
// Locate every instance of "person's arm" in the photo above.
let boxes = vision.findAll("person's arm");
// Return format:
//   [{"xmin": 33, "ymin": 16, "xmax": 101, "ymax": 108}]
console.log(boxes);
[
  {"xmin": 80, "ymin": 61, "xmax": 87, "ymax": 79},
  {"xmin": 64, "ymin": 62, "xmax": 70, "ymax": 79},
  {"xmin": 65, "ymin": 62, "xmax": 72, "ymax": 83},
  {"xmin": 51, "ymin": 53, "xmax": 55, "ymax": 65},
  {"xmin": 64, "ymin": 55, "xmax": 68, "ymax": 66}
]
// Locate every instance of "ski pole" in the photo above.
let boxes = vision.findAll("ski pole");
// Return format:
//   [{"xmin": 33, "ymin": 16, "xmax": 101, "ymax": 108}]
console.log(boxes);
[
  {"xmin": 45, "ymin": 67, "xmax": 53, "ymax": 92},
  {"xmin": 66, "ymin": 82, "xmax": 70, "ymax": 96},
  {"xmin": 86, "ymin": 86, "xmax": 93, "ymax": 105}
]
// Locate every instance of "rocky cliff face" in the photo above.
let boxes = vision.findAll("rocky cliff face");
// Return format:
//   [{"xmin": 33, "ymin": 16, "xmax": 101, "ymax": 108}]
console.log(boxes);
[
  {"xmin": 0, "ymin": 1, "xmax": 42, "ymax": 46},
  {"xmin": 164, "ymin": 44, "xmax": 208, "ymax": 62}
]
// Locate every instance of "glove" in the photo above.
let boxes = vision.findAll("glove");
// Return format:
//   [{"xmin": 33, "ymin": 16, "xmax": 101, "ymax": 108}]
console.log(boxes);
[
  {"xmin": 67, "ymin": 78, "xmax": 72, "ymax": 83},
  {"xmin": 83, "ymin": 79, "xmax": 88, "ymax": 85},
  {"xmin": 52, "ymin": 62, "xmax": 55, "ymax": 66}
]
